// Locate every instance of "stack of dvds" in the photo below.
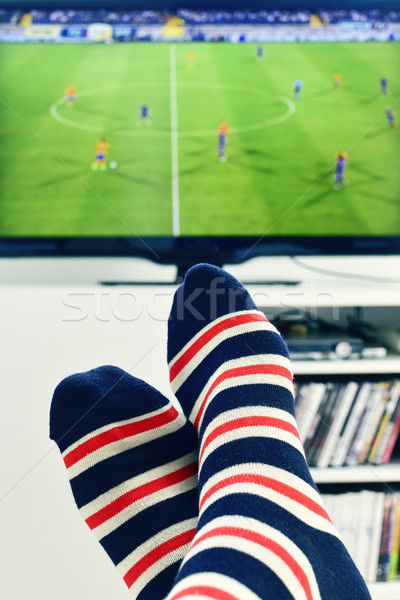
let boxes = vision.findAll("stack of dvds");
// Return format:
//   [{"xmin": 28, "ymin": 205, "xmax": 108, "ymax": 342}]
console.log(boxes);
[
  {"xmin": 294, "ymin": 380, "xmax": 400, "ymax": 468},
  {"xmin": 322, "ymin": 491, "xmax": 400, "ymax": 582}
]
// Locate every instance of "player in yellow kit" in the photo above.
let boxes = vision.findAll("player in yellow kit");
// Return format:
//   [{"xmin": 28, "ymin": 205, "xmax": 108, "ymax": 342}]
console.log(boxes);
[
  {"xmin": 186, "ymin": 51, "xmax": 195, "ymax": 68},
  {"xmin": 219, "ymin": 120, "xmax": 228, "ymax": 135},
  {"xmin": 92, "ymin": 139, "xmax": 110, "ymax": 171},
  {"xmin": 333, "ymin": 73, "xmax": 342, "ymax": 89},
  {"xmin": 65, "ymin": 85, "xmax": 76, "ymax": 108}
]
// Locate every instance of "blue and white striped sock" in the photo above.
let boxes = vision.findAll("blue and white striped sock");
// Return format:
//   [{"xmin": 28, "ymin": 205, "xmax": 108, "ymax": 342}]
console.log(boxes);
[
  {"xmin": 49, "ymin": 366, "xmax": 198, "ymax": 600},
  {"xmin": 167, "ymin": 264, "xmax": 370, "ymax": 600}
]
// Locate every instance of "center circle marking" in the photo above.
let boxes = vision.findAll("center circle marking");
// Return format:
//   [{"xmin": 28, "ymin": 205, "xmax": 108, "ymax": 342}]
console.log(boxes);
[{"xmin": 50, "ymin": 82, "xmax": 295, "ymax": 137}]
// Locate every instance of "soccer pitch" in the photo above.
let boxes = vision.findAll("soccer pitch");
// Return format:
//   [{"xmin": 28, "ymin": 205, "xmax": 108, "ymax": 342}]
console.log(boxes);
[{"xmin": 0, "ymin": 41, "xmax": 399, "ymax": 237}]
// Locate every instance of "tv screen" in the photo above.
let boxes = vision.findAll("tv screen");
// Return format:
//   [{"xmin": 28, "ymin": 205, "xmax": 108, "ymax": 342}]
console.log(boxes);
[{"xmin": 1, "ymin": 5, "xmax": 400, "ymax": 264}]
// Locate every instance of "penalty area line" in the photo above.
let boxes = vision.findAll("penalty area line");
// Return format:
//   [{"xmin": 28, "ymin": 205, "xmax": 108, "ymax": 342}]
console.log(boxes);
[{"xmin": 169, "ymin": 45, "xmax": 180, "ymax": 237}]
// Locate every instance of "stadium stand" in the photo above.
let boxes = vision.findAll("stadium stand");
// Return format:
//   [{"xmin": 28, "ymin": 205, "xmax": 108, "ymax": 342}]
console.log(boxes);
[{"xmin": 1, "ymin": 8, "xmax": 399, "ymax": 26}]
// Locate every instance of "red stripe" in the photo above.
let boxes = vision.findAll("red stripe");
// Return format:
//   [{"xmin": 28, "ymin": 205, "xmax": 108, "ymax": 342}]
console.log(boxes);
[
  {"xmin": 199, "ymin": 416, "xmax": 300, "ymax": 463},
  {"xmin": 194, "ymin": 364, "xmax": 293, "ymax": 430},
  {"xmin": 170, "ymin": 586, "xmax": 240, "ymax": 600},
  {"xmin": 123, "ymin": 528, "xmax": 196, "ymax": 588},
  {"xmin": 200, "ymin": 473, "xmax": 331, "ymax": 523},
  {"xmin": 169, "ymin": 312, "xmax": 268, "ymax": 384},
  {"xmin": 86, "ymin": 462, "xmax": 197, "ymax": 530},
  {"xmin": 191, "ymin": 526, "xmax": 314, "ymax": 600},
  {"xmin": 64, "ymin": 405, "xmax": 178, "ymax": 469}
]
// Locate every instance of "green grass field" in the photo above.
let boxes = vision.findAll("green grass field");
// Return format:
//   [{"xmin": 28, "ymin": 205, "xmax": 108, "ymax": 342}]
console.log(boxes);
[{"xmin": 0, "ymin": 41, "xmax": 399, "ymax": 236}]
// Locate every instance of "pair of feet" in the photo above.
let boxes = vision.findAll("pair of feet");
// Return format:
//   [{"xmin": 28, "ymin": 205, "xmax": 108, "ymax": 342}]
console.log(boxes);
[{"xmin": 50, "ymin": 264, "xmax": 370, "ymax": 600}]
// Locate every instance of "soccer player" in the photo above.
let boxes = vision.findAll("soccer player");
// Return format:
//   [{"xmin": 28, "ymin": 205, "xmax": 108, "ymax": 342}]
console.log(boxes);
[
  {"xmin": 334, "ymin": 152, "xmax": 348, "ymax": 190},
  {"xmin": 65, "ymin": 85, "xmax": 76, "ymax": 108},
  {"xmin": 334, "ymin": 72, "xmax": 342, "ymax": 89},
  {"xmin": 217, "ymin": 132, "xmax": 227, "ymax": 162},
  {"xmin": 385, "ymin": 106, "xmax": 397, "ymax": 129},
  {"xmin": 256, "ymin": 46, "xmax": 264, "ymax": 60},
  {"xmin": 137, "ymin": 104, "xmax": 151, "ymax": 126},
  {"xmin": 186, "ymin": 51, "xmax": 195, "ymax": 68},
  {"xmin": 219, "ymin": 120, "xmax": 228, "ymax": 136},
  {"xmin": 92, "ymin": 138, "xmax": 110, "ymax": 171},
  {"xmin": 293, "ymin": 79, "xmax": 303, "ymax": 99},
  {"xmin": 380, "ymin": 77, "xmax": 388, "ymax": 95}
]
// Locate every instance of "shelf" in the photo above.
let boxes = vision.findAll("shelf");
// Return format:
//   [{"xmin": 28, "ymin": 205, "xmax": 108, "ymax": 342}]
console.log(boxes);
[
  {"xmin": 293, "ymin": 356, "xmax": 400, "ymax": 376},
  {"xmin": 367, "ymin": 581, "xmax": 400, "ymax": 600},
  {"xmin": 311, "ymin": 463, "xmax": 400, "ymax": 484},
  {"xmin": 249, "ymin": 284, "xmax": 400, "ymax": 308}
]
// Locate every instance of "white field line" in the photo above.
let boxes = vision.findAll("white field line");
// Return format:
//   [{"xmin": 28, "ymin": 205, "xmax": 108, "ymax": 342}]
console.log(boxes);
[
  {"xmin": 169, "ymin": 45, "xmax": 180, "ymax": 237},
  {"xmin": 50, "ymin": 84, "xmax": 295, "ymax": 138}
]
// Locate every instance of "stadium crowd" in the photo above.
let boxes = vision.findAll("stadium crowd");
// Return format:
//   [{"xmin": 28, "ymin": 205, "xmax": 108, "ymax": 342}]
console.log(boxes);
[{"xmin": 1, "ymin": 7, "xmax": 400, "ymax": 26}]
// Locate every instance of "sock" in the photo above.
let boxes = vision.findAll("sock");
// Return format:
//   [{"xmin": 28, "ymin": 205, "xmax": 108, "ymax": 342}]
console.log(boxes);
[
  {"xmin": 167, "ymin": 264, "xmax": 370, "ymax": 600},
  {"xmin": 49, "ymin": 366, "xmax": 198, "ymax": 600}
]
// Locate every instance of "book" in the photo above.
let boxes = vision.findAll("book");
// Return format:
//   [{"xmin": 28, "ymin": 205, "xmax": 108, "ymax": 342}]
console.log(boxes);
[
  {"xmin": 316, "ymin": 381, "xmax": 359, "ymax": 469},
  {"xmin": 303, "ymin": 383, "xmax": 332, "ymax": 459},
  {"xmin": 330, "ymin": 381, "xmax": 371, "ymax": 467},
  {"xmin": 346, "ymin": 382, "xmax": 381, "ymax": 466},
  {"xmin": 294, "ymin": 382, "xmax": 310, "ymax": 438},
  {"xmin": 356, "ymin": 490, "xmax": 375, "ymax": 580},
  {"xmin": 295, "ymin": 382, "xmax": 327, "ymax": 445},
  {"xmin": 377, "ymin": 494, "xmax": 392, "ymax": 581},
  {"xmin": 369, "ymin": 380, "xmax": 400, "ymax": 464},
  {"xmin": 389, "ymin": 496, "xmax": 400, "ymax": 580},
  {"xmin": 307, "ymin": 383, "xmax": 339, "ymax": 466},
  {"xmin": 321, "ymin": 490, "xmax": 388, "ymax": 582},
  {"xmin": 381, "ymin": 494, "xmax": 400, "ymax": 581},
  {"xmin": 378, "ymin": 382, "xmax": 400, "ymax": 464},
  {"xmin": 357, "ymin": 382, "xmax": 390, "ymax": 465},
  {"xmin": 381, "ymin": 404, "xmax": 400, "ymax": 465},
  {"xmin": 331, "ymin": 493, "xmax": 358, "ymax": 561}
]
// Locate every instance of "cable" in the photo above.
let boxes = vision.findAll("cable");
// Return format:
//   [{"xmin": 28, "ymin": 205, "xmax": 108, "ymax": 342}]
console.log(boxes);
[{"xmin": 290, "ymin": 256, "xmax": 400, "ymax": 284}]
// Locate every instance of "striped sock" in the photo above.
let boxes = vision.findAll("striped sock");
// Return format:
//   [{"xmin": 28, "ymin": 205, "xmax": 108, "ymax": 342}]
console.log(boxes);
[
  {"xmin": 49, "ymin": 365, "xmax": 198, "ymax": 600},
  {"xmin": 167, "ymin": 264, "xmax": 370, "ymax": 600}
]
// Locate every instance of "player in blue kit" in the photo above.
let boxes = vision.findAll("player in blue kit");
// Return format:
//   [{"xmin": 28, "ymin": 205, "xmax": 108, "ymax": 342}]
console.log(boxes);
[
  {"xmin": 293, "ymin": 79, "xmax": 303, "ymax": 99},
  {"xmin": 385, "ymin": 106, "xmax": 397, "ymax": 129},
  {"xmin": 217, "ymin": 132, "xmax": 227, "ymax": 162},
  {"xmin": 137, "ymin": 104, "xmax": 151, "ymax": 126},
  {"xmin": 334, "ymin": 152, "xmax": 348, "ymax": 190},
  {"xmin": 256, "ymin": 46, "xmax": 264, "ymax": 60},
  {"xmin": 380, "ymin": 77, "xmax": 388, "ymax": 95}
]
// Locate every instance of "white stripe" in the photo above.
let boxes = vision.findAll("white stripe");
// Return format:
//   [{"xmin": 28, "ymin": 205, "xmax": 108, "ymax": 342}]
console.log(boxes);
[
  {"xmin": 66, "ymin": 411, "xmax": 187, "ymax": 480},
  {"xmin": 96, "ymin": 475, "xmax": 197, "ymax": 541},
  {"xmin": 169, "ymin": 44, "xmax": 180, "ymax": 237},
  {"xmin": 79, "ymin": 452, "xmax": 197, "ymax": 538},
  {"xmin": 170, "ymin": 597, "xmax": 214, "ymax": 600},
  {"xmin": 200, "ymin": 425, "xmax": 304, "ymax": 470},
  {"xmin": 80, "ymin": 451, "xmax": 196, "ymax": 519},
  {"xmin": 200, "ymin": 463, "xmax": 338, "ymax": 538},
  {"xmin": 179, "ymin": 516, "xmax": 321, "ymax": 600},
  {"xmin": 170, "ymin": 312, "xmax": 282, "ymax": 394},
  {"xmin": 200, "ymin": 406, "xmax": 303, "ymax": 468},
  {"xmin": 186, "ymin": 537, "xmax": 308, "ymax": 600},
  {"xmin": 193, "ymin": 372, "xmax": 294, "ymax": 432},
  {"xmin": 170, "ymin": 597, "xmax": 212, "ymax": 600},
  {"xmin": 172, "ymin": 321, "xmax": 281, "ymax": 394},
  {"xmin": 189, "ymin": 354, "xmax": 294, "ymax": 430},
  {"xmin": 201, "ymin": 406, "xmax": 298, "ymax": 449},
  {"xmin": 169, "ymin": 310, "xmax": 264, "ymax": 370},
  {"xmin": 167, "ymin": 572, "xmax": 262, "ymax": 600},
  {"xmin": 118, "ymin": 518, "xmax": 197, "ymax": 596},
  {"xmin": 62, "ymin": 404, "xmax": 171, "ymax": 459}
]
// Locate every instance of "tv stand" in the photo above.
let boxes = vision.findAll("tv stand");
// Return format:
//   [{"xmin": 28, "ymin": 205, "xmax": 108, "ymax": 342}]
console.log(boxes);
[{"xmin": 0, "ymin": 257, "xmax": 400, "ymax": 600}]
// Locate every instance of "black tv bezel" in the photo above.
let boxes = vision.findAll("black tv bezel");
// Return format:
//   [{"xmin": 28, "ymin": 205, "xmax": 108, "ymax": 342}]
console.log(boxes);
[
  {"xmin": 1, "ymin": 4, "xmax": 399, "ymax": 267},
  {"xmin": 1, "ymin": 236, "xmax": 399, "ymax": 270}
]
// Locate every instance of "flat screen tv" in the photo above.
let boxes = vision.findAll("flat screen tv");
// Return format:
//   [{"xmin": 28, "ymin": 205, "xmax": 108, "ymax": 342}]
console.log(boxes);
[{"xmin": 1, "ymin": 3, "xmax": 399, "ymax": 269}]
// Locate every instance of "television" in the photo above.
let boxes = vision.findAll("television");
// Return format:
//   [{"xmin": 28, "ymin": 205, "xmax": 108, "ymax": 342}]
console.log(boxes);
[{"xmin": 1, "ymin": 2, "xmax": 400, "ymax": 272}]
